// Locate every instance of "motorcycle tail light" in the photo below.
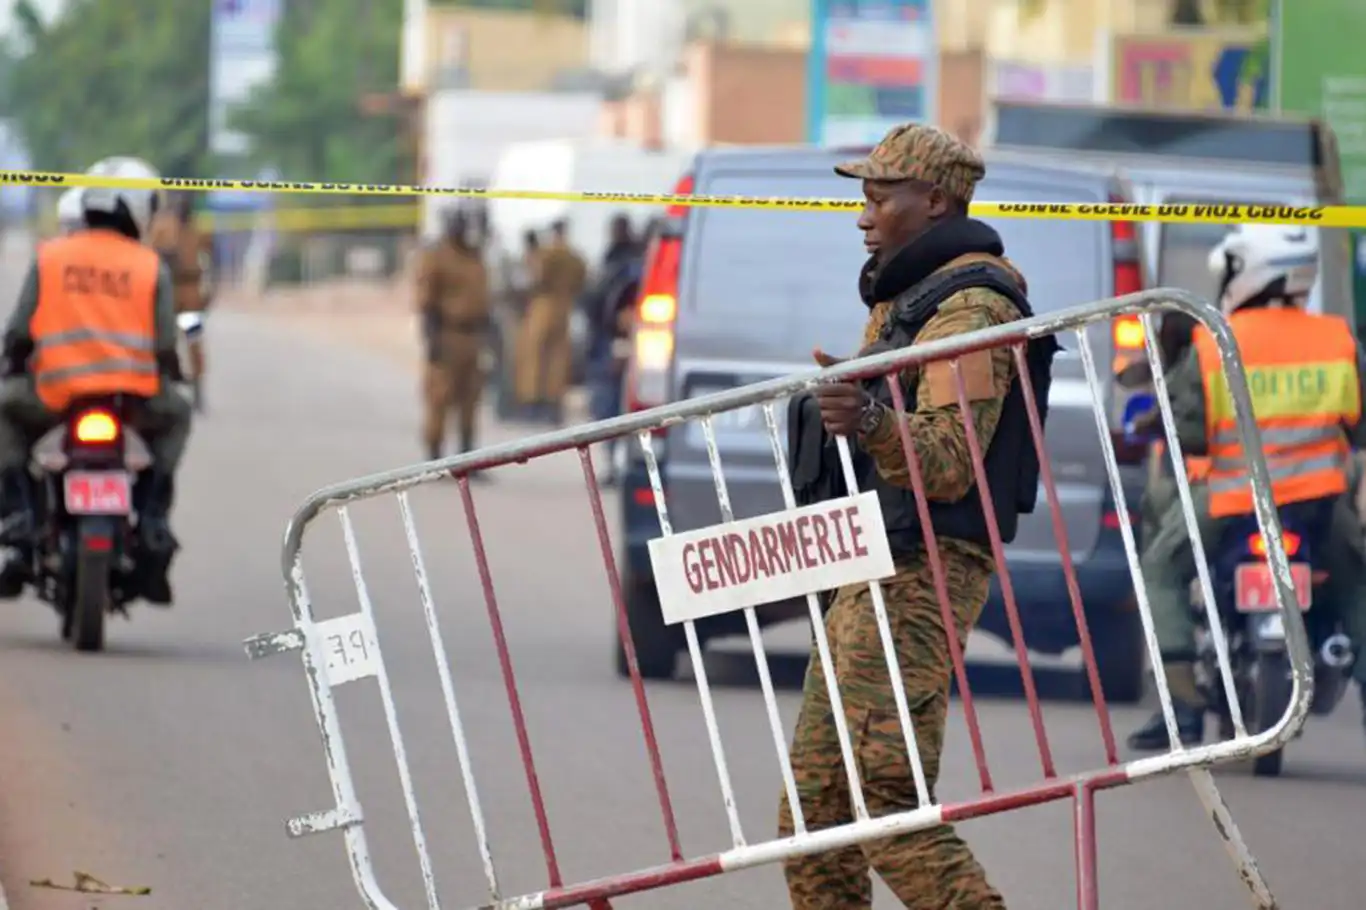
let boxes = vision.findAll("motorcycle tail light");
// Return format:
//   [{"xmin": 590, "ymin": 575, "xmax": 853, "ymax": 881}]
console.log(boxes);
[
  {"xmin": 1248, "ymin": 531, "xmax": 1301, "ymax": 558},
  {"xmin": 73, "ymin": 410, "xmax": 119, "ymax": 444}
]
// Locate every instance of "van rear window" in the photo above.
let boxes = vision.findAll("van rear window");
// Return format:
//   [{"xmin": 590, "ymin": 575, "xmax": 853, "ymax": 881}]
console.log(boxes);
[
  {"xmin": 688, "ymin": 171, "xmax": 1107, "ymax": 320},
  {"xmin": 993, "ymin": 103, "xmax": 1323, "ymax": 169}
]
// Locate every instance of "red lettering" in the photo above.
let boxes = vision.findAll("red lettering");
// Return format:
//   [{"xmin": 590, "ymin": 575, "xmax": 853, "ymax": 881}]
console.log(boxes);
[
  {"xmin": 778, "ymin": 521, "xmax": 802, "ymax": 571},
  {"xmin": 747, "ymin": 529, "xmax": 770, "ymax": 578},
  {"xmin": 846, "ymin": 506, "xmax": 869, "ymax": 557},
  {"xmin": 683, "ymin": 542, "xmax": 703, "ymax": 593},
  {"xmin": 713, "ymin": 534, "xmax": 737, "ymax": 587},
  {"xmin": 811, "ymin": 513, "xmax": 838, "ymax": 564},
  {"xmin": 797, "ymin": 516, "xmax": 816, "ymax": 568},
  {"xmin": 829, "ymin": 508, "xmax": 852, "ymax": 559},
  {"xmin": 699, "ymin": 539, "xmax": 718, "ymax": 590},
  {"xmin": 728, "ymin": 532, "xmax": 752, "ymax": 584},
  {"xmin": 762, "ymin": 525, "xmax": 787, "ymax": 574}
]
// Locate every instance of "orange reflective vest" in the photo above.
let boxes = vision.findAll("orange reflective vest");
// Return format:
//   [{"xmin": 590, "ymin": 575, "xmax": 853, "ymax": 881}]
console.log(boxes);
[
  {"xmin": 31, "ymin": 230, "xmax": 160, "ymax": 411},
  {"xmin": 1153, "ymin": 440, "xmax": 1212, "ymax": 483},
  {"xmin": 1193, "ymin": 308, "xmax": 1359, "ymax": 519}
]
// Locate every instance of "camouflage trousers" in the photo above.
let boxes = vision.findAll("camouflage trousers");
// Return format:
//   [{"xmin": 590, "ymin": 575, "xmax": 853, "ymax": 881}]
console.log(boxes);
[{"xmin": 778, "ymin": 546, "xmax": 1005, "ymax": 909}]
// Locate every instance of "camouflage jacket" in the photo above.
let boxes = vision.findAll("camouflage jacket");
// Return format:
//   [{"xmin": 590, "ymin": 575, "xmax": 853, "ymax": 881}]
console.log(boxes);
[{"xmin": 856, "ymin": 254, "xmax": 1026, "ymax": 562}]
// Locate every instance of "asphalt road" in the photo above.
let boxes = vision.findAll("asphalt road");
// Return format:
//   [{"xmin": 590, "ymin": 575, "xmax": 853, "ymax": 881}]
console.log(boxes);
[{"xmin": 1, "ymin": 261, "xmax": 1365, "ymax": 909}]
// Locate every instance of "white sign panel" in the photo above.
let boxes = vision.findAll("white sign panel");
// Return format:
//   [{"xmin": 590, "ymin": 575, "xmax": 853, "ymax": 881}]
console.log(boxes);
[
  {"xmin": 648, "ymin": 491, "xmax": 895, "ymax": 626},
  {"xmin": 313, "ymin": 612, "xmax": 380, "ymax": 686}
]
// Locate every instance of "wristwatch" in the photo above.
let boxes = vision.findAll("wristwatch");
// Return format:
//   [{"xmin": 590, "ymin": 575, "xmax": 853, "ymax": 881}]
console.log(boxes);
[{"xmin": 856, "ymin": 397, "xmax": 884, "ymax": 438}]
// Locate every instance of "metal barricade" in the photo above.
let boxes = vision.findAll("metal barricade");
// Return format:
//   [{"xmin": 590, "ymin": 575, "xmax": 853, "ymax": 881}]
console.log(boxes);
[{"xmin": 245, "ymin": 288, "xmax": 1310, "ymax": 910}]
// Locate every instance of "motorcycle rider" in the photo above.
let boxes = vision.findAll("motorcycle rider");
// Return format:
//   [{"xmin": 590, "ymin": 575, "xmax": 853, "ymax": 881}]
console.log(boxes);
[
  {"xmin": 1128, "ymin": 223, "xmax": 1366, "ymax": 750},
  {"xmin": 0, "ymin": 157, "xmax": 192, "ymax": 605}
]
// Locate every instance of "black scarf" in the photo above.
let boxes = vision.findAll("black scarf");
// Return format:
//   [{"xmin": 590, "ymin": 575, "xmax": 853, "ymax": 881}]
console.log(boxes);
[{"xmin": 858, "ymin": 216, "xmax": 1006, "ymax": 308}]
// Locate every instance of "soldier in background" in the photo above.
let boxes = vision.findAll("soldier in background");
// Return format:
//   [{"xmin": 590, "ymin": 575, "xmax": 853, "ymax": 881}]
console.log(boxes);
[
  {"xmin": 418, "ymin": 208, "xmax": 492, "ymax": 469},
  {"xmin": 147, "ymin": 194, "xmax": 211, "ymax": 408},
  {"xmin": 514, "ymin": 219, "xmax": 586, "ymax": 425}
]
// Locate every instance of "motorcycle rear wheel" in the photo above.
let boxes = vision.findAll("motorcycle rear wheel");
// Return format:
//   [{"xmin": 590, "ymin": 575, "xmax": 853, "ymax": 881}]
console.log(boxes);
[
  {"xmin": 1248, "ymin": 652, "xmax": 1292, "ymax": 777},
  {"xmin": 70, "ymin": 546, "xmax": 111, "ymax": 653}
]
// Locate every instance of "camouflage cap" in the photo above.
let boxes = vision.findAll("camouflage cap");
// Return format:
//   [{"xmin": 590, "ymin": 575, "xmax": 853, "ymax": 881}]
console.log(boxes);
[{"xmin": 834, "ymin": 122, "xmax": 986, "ymax": 203}]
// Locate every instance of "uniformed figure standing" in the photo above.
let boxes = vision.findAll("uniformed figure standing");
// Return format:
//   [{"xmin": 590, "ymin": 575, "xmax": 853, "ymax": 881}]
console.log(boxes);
[
  {"xmin": 514, "ymin": 219, "xmax": 586, "ymax": 424},
  {"xmin": 781, "ymin": 123, "xmax": 1059, "ymax": 908},
  {"xmin": 147, "ymin": 194, "xmax": 211, "ymax": 406},
  {"xmin": 419, "ymin": 209, "xmax": 492, "ymax": 465}
]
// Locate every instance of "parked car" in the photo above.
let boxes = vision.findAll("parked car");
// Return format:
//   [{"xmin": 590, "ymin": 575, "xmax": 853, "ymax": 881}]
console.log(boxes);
[{"xmin": 613, "ymin": 144, "xmax": 1152, "ymax": 702}]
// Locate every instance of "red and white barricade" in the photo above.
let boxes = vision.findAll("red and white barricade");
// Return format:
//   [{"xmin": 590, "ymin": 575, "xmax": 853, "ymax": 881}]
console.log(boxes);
[{"xmin": 246, "ymin": 288, "xmax": 1309, "ymax": 910}]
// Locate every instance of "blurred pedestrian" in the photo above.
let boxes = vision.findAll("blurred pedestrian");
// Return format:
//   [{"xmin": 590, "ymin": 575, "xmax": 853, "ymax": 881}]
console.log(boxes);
[
  {"xmin": 514, "ymin": 219, "xmax": 586, "ymax": 424},
  {"xmin": 782, "ymin": 122, "xmax": 1059, "ymax": 908},
  {"xmin": 584, "ymin": 216, "xmax": 650, "ymax": 484},
  {"xmin": 148, "ymin": 194, "xmax": 211, "ymax": 410},
  {"xmin": 418, "ymin": 207, "xmax": 492, "ymax": 470}
]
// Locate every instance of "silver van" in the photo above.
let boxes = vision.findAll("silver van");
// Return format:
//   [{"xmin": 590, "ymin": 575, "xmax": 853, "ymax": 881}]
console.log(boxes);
[{"xmin": 614, "ymin": 144, "xmax": 1151, "ymax": 701}]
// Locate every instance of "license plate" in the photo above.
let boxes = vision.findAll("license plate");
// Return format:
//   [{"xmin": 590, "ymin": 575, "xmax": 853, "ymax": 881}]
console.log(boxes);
[
  {"xmin": 1234, "ymin": 562, "xmax": 1312, "ymax": 613},
  {"xmin": 63, "ymin": 471, "xmax": 132, "ymax": 515}
]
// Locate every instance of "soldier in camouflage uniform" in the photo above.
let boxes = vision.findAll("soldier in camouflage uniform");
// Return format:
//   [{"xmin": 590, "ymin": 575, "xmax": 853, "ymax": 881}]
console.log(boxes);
[{"xmin": 777, "ymin": 123, "xmax": 1044, "ymax": 909}]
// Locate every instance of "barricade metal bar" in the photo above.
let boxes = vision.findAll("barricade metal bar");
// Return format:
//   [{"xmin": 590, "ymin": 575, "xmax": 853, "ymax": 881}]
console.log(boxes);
[
  {"xmin": 337, "ymin": 506, "xmax": 444, "ymax": 909},
  {"xmin": 1139, "ymin": 311, "xmax": 1246, "ymax": 737},
  {"xmin": 1076, "ymin": 328, "xmax": 1189, "ymax": 752},
  {"xmin": 950, "ymin": 359, "xmax": 1056, "ymax": 779},
  {"xmin": 576, "ymin": 445, "xmax": 685, "ymax": 862},
  {"xmin": 456, "ymin": 478, "xmax": 563, "ymax": 887},
  {"xmin": 1010, "ymin": 343, "xmax": 1118, "ymax": 766},
  {"xmin": 253, "ymin": 288, "xmax": 1312, "ymax": 910},
  {"xmin": 884, "ymin": 377, "xmax": 995, "ymax": 793},
  {"xmin": 831, "ymin": 432, "xmax": 934, "ymax": 808},
  {"xmin": 396, "ymin": 490, "xmax": 502, "ymax": 901},
  {"xmin": 697, "ymin": 416, "xmax": 807, "ymax": 833},
  {"xmin": 637, "ymin": 429, "xmax": 747, "ymax": 847},
  {"xmin": 759, "ymin": 401, "xmax": 870, "ymax": 822}
]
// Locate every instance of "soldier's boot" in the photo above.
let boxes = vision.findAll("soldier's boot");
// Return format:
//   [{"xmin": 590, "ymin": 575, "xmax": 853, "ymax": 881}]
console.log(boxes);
[
  {"xmin": 460, "ymin": 428, "xmax": 490, "ymax": 483},
  {"xmin": 1127, "ymin": 662, "xmax": 1206, "ymax": 751},
  {"xmin": 0, "ymin": 466, "xmax": 34, "ymax": 599},
  {"xmin": 135, "ymin": 470, "xmax": 179, "ymax": 606}
]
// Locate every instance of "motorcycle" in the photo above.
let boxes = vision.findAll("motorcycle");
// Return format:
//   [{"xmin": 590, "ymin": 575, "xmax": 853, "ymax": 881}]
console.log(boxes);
[
  {"xmin": 26, "ymin": 396, "xmax": 155, "ymax": 651},
  {"xmin": 176, "ymin": 310, "xmax": 205, "ymax": 413},
  {"xmin": 1125, "ymin": 401, "xmax": 1356, "ymax": 775},
  {"xmin": 1193, "ymin": 500, "xmax": 1356, "ymax": 777}
]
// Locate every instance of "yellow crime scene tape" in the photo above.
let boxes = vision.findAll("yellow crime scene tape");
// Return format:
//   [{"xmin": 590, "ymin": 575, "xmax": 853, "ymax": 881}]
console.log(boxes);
[
  {"xmin": 10, "ymin": 169, "xmax": 1366, "ymax": 229},
  {"xmin": 194, "ymin": 203, "xmax": 420, "ymax": 233}
]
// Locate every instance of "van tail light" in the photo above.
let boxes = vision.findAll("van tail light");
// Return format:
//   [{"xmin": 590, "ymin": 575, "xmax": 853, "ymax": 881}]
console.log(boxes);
[
  {"xmin": 1249, "ymin": 531, "xmax": 1302, "ymax": 559},
  {"xmin": 624, "ymin": 173, "xmax": 690, "ymax": 425},
  {"xmin": 73, "ymin": 409, "xmax": 119, "ymax": 444},
  {"xmin": 1103, "ymin": 508, "xmax": 1137, "ymax": 530},
  {"xmin": 1108, "ymin": 191, "xmax": 1149, "ymax": 464}
]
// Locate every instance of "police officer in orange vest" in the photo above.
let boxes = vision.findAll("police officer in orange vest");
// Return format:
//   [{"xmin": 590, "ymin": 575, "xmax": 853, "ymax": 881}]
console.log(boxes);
[
  {"xmin": 1128, "ymin": 223, "xmax": 1366, "ymax": 750},
  {"xmin": 0, "ymin": 157, "xmax": 193, "ymax": 604}
]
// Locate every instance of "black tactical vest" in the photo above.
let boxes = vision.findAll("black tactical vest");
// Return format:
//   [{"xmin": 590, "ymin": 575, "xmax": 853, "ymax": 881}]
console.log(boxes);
[{"xmin": 855, "ymin": 261, "xmax": 1060, "ymax": 554}]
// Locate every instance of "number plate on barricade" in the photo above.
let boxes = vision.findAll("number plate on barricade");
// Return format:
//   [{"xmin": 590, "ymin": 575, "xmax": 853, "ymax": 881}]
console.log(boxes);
[
  {"xmin": 63, "ymin": 471, "xmax": 131, "ymax": 515},
  {"xmin": 1234, "ymin": 562, "xmax": 1312, "ymax": 612}
]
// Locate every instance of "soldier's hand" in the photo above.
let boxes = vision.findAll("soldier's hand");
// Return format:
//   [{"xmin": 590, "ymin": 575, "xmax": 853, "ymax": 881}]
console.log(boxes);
[
  {"xmin": 812, "ymin": 348, "xmax": 844, "ymax": 368},
  {"xmin": 813, "ymin": 383, "xmax": 869, "ymax": 436}
]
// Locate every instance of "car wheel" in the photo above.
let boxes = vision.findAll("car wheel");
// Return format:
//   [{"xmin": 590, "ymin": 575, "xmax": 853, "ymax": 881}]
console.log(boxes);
[
  {"xmin": 614, "ymin": 568, "xmax": 684, "ymax": 681},
  {"xmin": 1091, "ymin": 608, "xmax": 1146, "ymax": 705}
]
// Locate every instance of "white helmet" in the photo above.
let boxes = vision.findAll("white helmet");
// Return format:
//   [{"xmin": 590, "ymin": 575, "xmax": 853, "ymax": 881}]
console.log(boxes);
[
  {"xmin": 80, "ymin": 156, "xmax": 164, "ymax": 240},
  {"xmin": 56, "ymin": 187, "xmax": 84, "ymax": 233},
  {"xmin": 1207, "ymin": 222, "xmax": 1319, "ymax": 316}
]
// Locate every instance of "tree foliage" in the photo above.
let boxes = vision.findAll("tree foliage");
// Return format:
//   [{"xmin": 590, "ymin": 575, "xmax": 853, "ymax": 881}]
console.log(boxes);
[
  {"xmin": 3, "ymin": 0, "xmax": 210, "ymax": 176},
  {"xmin": 229, "ymin": 0, "xmax": 404, "ymax": 185}
]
